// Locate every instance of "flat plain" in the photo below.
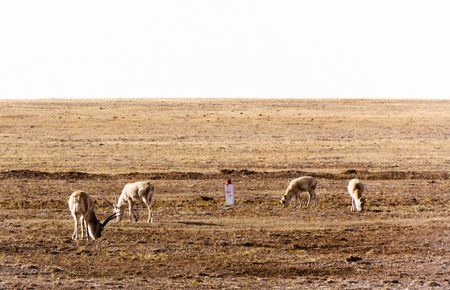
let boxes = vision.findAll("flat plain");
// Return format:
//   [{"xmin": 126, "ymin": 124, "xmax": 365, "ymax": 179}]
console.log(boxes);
[{"xmin": 0, "ymin": 99, "xmax": 449, "ymax": 289}]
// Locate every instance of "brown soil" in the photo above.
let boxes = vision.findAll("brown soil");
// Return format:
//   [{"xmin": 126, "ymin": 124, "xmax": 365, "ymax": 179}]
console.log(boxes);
[{"xmin": 0, "ymin": 99, "xmax": 449, "ymax": 289}]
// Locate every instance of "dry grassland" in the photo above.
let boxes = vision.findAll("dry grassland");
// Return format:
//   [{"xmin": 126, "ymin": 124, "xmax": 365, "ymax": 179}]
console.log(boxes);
[{"xmin": 0, "ymin": 99, "xmax": 449, "ymax": 289}]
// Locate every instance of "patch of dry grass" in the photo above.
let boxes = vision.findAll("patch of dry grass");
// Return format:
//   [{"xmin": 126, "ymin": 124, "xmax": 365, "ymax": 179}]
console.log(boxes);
[{"xmin": 1, "ymin": 99, "xmax": 449, "ymax": 173}]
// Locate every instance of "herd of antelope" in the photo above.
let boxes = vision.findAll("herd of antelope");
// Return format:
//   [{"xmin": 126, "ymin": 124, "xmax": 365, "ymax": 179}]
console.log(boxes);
[
  {"xmin": 68, "ymin": 181, "xmax": 155, "ymax": 240},
  {"xmin": 68, "ymin": 177, "xmax": 365, "ymax": 240}
]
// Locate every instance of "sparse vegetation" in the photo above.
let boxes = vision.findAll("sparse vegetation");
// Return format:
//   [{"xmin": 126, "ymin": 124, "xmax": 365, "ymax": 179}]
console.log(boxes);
[{"xmin": 0, "ymin": 99, "xmax": 449, "ymax": 289}]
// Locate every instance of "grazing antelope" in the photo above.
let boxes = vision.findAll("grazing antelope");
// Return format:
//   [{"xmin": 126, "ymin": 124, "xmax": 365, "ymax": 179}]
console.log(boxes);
[
  {"xmin": 280, "ymin": 176, "xmax": 318, "ymax": 208},
  {"xmin": 348, "ymin": 178, "xmax": 365, "ymax": 212},
  {"xmin": 68, "ymin": 190, "xmax": 118, "ymax": 240},
  {"xmin": 113, "ymin": 181, "xmax": 155, "ymax": 223}
]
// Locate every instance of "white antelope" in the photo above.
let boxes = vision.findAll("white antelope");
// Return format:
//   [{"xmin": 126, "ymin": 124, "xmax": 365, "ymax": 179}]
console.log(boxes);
[
  {"xmin": 113, "ymin": 181, "xmax": 155, "ymax": 223},
  {"xmin": 348, "ymin": 178, "xmax": 365, "ymax": 212},
  {"xmin": 280, "ymin": 176, "xmax": 318, "ymax": 208},
  {"xmin": 68, "ymin": 190, "xmax": 118, "ymax": 240}
]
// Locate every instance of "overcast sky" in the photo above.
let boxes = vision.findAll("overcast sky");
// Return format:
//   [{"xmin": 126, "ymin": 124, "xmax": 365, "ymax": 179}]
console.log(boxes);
[{"xmin": 0, "ymin": 1, "xmax": 449, "ymax": 99}]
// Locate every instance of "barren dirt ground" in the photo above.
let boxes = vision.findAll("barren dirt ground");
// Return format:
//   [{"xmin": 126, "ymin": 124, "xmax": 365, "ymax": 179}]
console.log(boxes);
[{"xmin": 0, "ymin": 99, "xmax": 449, "ymax": 289}]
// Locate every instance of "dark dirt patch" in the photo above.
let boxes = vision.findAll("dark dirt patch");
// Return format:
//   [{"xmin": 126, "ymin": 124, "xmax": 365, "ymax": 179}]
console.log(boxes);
[
  {"xmin": 1, "ymin": 169, "xmax": 448, "ymax": 181},
  {"xmin": 176, "ymin": 221, "xmax": 223, "ymax": 227},
  {"xmin": 346, "ymin": 256, "xmax": 363, "ymax": 263}
]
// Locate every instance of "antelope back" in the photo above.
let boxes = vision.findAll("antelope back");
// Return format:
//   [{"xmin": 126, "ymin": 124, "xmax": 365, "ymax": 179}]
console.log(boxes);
[{"xmin": 69, "ymin": 190, "xmax": 95, "ymax": 216}]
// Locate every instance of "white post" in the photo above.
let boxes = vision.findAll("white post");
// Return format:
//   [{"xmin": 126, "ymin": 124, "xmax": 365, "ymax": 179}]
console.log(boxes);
[{"xmin": 224, "ymin": 179, "xmax": 235, "ymax": 206}]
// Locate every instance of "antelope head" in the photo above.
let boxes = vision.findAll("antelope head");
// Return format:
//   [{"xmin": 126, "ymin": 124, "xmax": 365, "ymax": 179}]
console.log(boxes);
[
  {"xmin": 280, "ymin": 195, "xmax": 291, "ymax": 207},
  {"xmin": 89, "ymin": 212, "xmax": 118, "ymax": 240}
]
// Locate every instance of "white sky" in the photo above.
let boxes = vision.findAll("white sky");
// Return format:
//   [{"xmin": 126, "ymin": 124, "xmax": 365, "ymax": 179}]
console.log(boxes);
[{"xmin": 0, "ymin": 1, "xmax": 449, "ymax": 99}]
